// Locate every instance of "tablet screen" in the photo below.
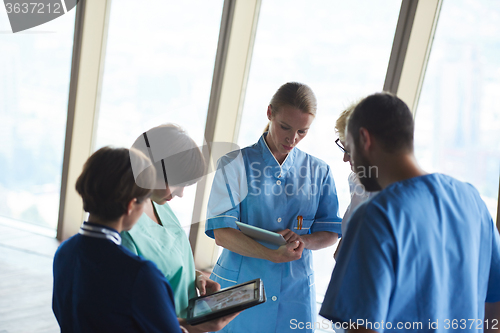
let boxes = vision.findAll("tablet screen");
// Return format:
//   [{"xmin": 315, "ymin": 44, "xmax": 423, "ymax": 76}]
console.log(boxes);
[{"xmin": 193, "ymin": 282, "xmax": 256, "ymax": 317}]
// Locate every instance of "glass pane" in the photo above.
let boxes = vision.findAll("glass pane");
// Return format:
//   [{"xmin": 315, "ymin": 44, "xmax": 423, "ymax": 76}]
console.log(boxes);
[
  {"xmin": 237, "ymin": 0, "xmax": 401, "ymax": 313},
  {"xmin": 415, "ymin": 0, "xmax": 500, "ymax": 223},
  {"xmin": 0, "ymin": 9, "xmax": 76, "ymax": 231},
  {"xmin": 95, "ymin": 0, "xmax": 223, "ymax": 234}
]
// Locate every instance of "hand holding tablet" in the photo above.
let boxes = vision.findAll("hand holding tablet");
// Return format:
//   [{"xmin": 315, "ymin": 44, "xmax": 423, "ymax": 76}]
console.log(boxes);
[
  {"xmin": 276, "ymin": 228, "xmax": 303, "ymax": 244},
  {"xmin": 236, "ymin": 222, "xmax": 287, "ymax": 245},
  {"xmin": 235, "ymin": 222, "xmax": 305, "ymax": 263},
  {"xmin": 186, "ymin": 279, "xmax": 266, "ymax": 326}
]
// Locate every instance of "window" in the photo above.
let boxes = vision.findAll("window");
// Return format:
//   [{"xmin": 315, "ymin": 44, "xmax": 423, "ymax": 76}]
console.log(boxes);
[
  {"xmin": 414, "ymin": 0, "xmax": 500, "ymax": 223},
  {"xmin": 236, "ymin": 0, "xmax": 402, "ymax": 323},
  {"xmin": 94, "ymin": 0, "xmax": 223, "ymax": 234},
  {"xmin": 0, "ymin": 9, "xmax": 76, "ymax": 232}
]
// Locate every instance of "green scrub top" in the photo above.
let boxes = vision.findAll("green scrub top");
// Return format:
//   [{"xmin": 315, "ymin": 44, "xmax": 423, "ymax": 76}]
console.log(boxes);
[{"xmin": 121, "ymin": 202, "xmax": 197, "ymax": 318}]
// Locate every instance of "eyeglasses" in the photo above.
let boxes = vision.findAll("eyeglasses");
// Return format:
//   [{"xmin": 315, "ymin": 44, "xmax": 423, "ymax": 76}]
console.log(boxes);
[{"xmin": 335, "ymin": 138, "xmax": 350, "ymax": 157}]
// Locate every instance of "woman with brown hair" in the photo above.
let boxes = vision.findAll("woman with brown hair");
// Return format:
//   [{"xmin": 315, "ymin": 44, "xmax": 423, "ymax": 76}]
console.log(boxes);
[
  {"xmin": 52, "ymin": 147, "xmax": 185, "ymax": 332},
  {"xmin": 205, "ymin": 82, "xmax": 342, "ymax": 332}
]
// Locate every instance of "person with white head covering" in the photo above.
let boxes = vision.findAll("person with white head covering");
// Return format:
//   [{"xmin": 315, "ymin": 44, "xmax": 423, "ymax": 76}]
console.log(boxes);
[{"xmin": 123, "ymin": 124, "xmax": 238, "ymax": 333}]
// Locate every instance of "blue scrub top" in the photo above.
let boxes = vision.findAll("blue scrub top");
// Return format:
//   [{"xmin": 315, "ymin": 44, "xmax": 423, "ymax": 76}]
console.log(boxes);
[
  {"xmin": 206, "ymin": 134, "xmax": 341, "ymax": 333},
  {"xmin": 320, "ymin": 174, "xmax": 500, "ymax": 332}
]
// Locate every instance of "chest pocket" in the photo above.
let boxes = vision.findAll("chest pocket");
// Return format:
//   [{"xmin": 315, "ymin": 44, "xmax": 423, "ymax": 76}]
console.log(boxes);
[{"xmin": 293, "ymin": 219, "xmax": 314, "ymax": 235}]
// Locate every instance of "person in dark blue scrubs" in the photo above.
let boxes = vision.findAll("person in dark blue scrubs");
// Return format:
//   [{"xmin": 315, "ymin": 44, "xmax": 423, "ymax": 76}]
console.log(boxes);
[{"xmin": 52, "ymin": 147, "xmax": 185, "ymax": 333}]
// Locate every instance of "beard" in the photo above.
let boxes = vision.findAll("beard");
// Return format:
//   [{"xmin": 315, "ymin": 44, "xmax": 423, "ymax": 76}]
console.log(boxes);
[{"xmin": 352, "ymin": 150, "xmax": 382, "ymax": 192}]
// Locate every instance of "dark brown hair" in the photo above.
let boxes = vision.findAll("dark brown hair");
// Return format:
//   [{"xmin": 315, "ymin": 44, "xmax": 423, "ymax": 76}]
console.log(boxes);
[
  {"xmin": 75, "ymin": 147, "xmax": 155, "ymax": 221},
  {"xmin": 348, "ymin": 92, "xmax": 414, "ymax": 153},
  {"xmin": 264, "ymin": 82, "xmax": 317, "ymax": 133}
]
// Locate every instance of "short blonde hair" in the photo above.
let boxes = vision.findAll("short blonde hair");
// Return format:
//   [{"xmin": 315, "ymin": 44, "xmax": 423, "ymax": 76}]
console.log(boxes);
[{"xmin": 335, "ymin": 100, "xmax": 360, "ymax": 142}]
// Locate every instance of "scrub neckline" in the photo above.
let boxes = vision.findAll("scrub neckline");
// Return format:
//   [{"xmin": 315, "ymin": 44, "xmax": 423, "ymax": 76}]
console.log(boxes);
[{"xmin": 260, "ymin": 133, "xmax": 296, "ymax": 177}]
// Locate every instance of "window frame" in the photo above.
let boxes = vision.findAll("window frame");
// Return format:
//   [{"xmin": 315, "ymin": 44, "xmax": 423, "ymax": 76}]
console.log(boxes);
[{"xmin": 57, "ymin": 0, "xmax": 500, "ymax": 263}]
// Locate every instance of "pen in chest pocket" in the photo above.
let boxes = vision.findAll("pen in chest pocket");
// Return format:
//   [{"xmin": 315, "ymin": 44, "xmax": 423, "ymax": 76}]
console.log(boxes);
[{"xmin": 297, "ymin": 215, "xmax": 303, "ymax": 231}]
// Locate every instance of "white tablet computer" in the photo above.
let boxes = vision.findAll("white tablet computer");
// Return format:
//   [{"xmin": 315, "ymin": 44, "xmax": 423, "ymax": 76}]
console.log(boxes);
[{"xmin": 236, "ymin": 222, "xmax": 287, "ymax": 245}]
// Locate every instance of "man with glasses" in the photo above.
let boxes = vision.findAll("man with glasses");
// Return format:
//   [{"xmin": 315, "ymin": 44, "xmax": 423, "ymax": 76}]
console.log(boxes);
[
  {"xmin": 333, "ymin": 103, "xmax": 379, "ymax": 258},
  {"xmin": 321, "ymin": 93, "xmax": 500, "ymax": 332}
]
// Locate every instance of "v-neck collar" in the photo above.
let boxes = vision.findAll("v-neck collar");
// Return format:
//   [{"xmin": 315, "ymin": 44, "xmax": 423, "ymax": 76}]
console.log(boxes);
[
  {"xmin": 144, "ymin": 201, "xmax": 165, "ymax": 228},
  {"xmin": 258, "ymin": 133, "xmax": 296, "ymax": 177},
  {"xmin": 151, "ymin": 201, "xmax": 163, "ymax": 226}
]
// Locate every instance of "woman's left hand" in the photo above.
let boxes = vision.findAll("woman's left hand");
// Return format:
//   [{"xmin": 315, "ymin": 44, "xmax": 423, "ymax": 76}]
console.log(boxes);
[{"xmin": 196, "ymin": 271, "xmax": 221, "ymax": 296}]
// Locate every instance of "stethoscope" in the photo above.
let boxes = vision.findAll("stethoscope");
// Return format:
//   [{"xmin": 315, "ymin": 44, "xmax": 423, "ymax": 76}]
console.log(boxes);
[{"xmin": 79, "ymin": 223, "xmax": 121, "ymax": 245}]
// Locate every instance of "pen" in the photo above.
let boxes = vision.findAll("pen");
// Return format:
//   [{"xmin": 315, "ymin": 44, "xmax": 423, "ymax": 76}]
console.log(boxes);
[{"xmin": 297, "ymin": 215, "xmax": 303, "ymax": 231}]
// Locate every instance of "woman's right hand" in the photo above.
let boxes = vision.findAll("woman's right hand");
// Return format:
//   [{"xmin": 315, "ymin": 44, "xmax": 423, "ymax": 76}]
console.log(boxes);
[
  {"xmin": 271, "ymin": 241, "xmax": 304, "ymax": 263},
  {"xmin": 277, "ymin": 228, "xmax": 302, "ymax": 244}
]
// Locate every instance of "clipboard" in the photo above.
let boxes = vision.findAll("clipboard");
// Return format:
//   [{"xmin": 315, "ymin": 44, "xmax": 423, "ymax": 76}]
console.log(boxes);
[{"xmin": 236, "ymin": 222, "xmax": 287, "ymax": 246}]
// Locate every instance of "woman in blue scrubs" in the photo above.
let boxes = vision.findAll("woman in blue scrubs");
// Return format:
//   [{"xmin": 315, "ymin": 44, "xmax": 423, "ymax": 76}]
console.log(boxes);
[{"xmin": 205, "ymin": 82, "xmax": 342, "ymax": 333}]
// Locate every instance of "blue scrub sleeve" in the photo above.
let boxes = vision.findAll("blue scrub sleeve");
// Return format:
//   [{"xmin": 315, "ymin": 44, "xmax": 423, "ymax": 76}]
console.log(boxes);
[
  {"xmin": 486, "ymin": 219, "xmax": 500, "ymax": 302},
  {"xmin": 132, "ymin": 261, "xmax": 182, "ymax": 333},
  {"xmin": 310, "ymin": 166, "xmax": 342, "ymax": 235},
  {"xmin": 320, "ymin": 202, "xmax": 395, "ymax": 326},
  {"xmin": 205, "ymin": 154, "xmax": 247, "ymax": 239}
]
